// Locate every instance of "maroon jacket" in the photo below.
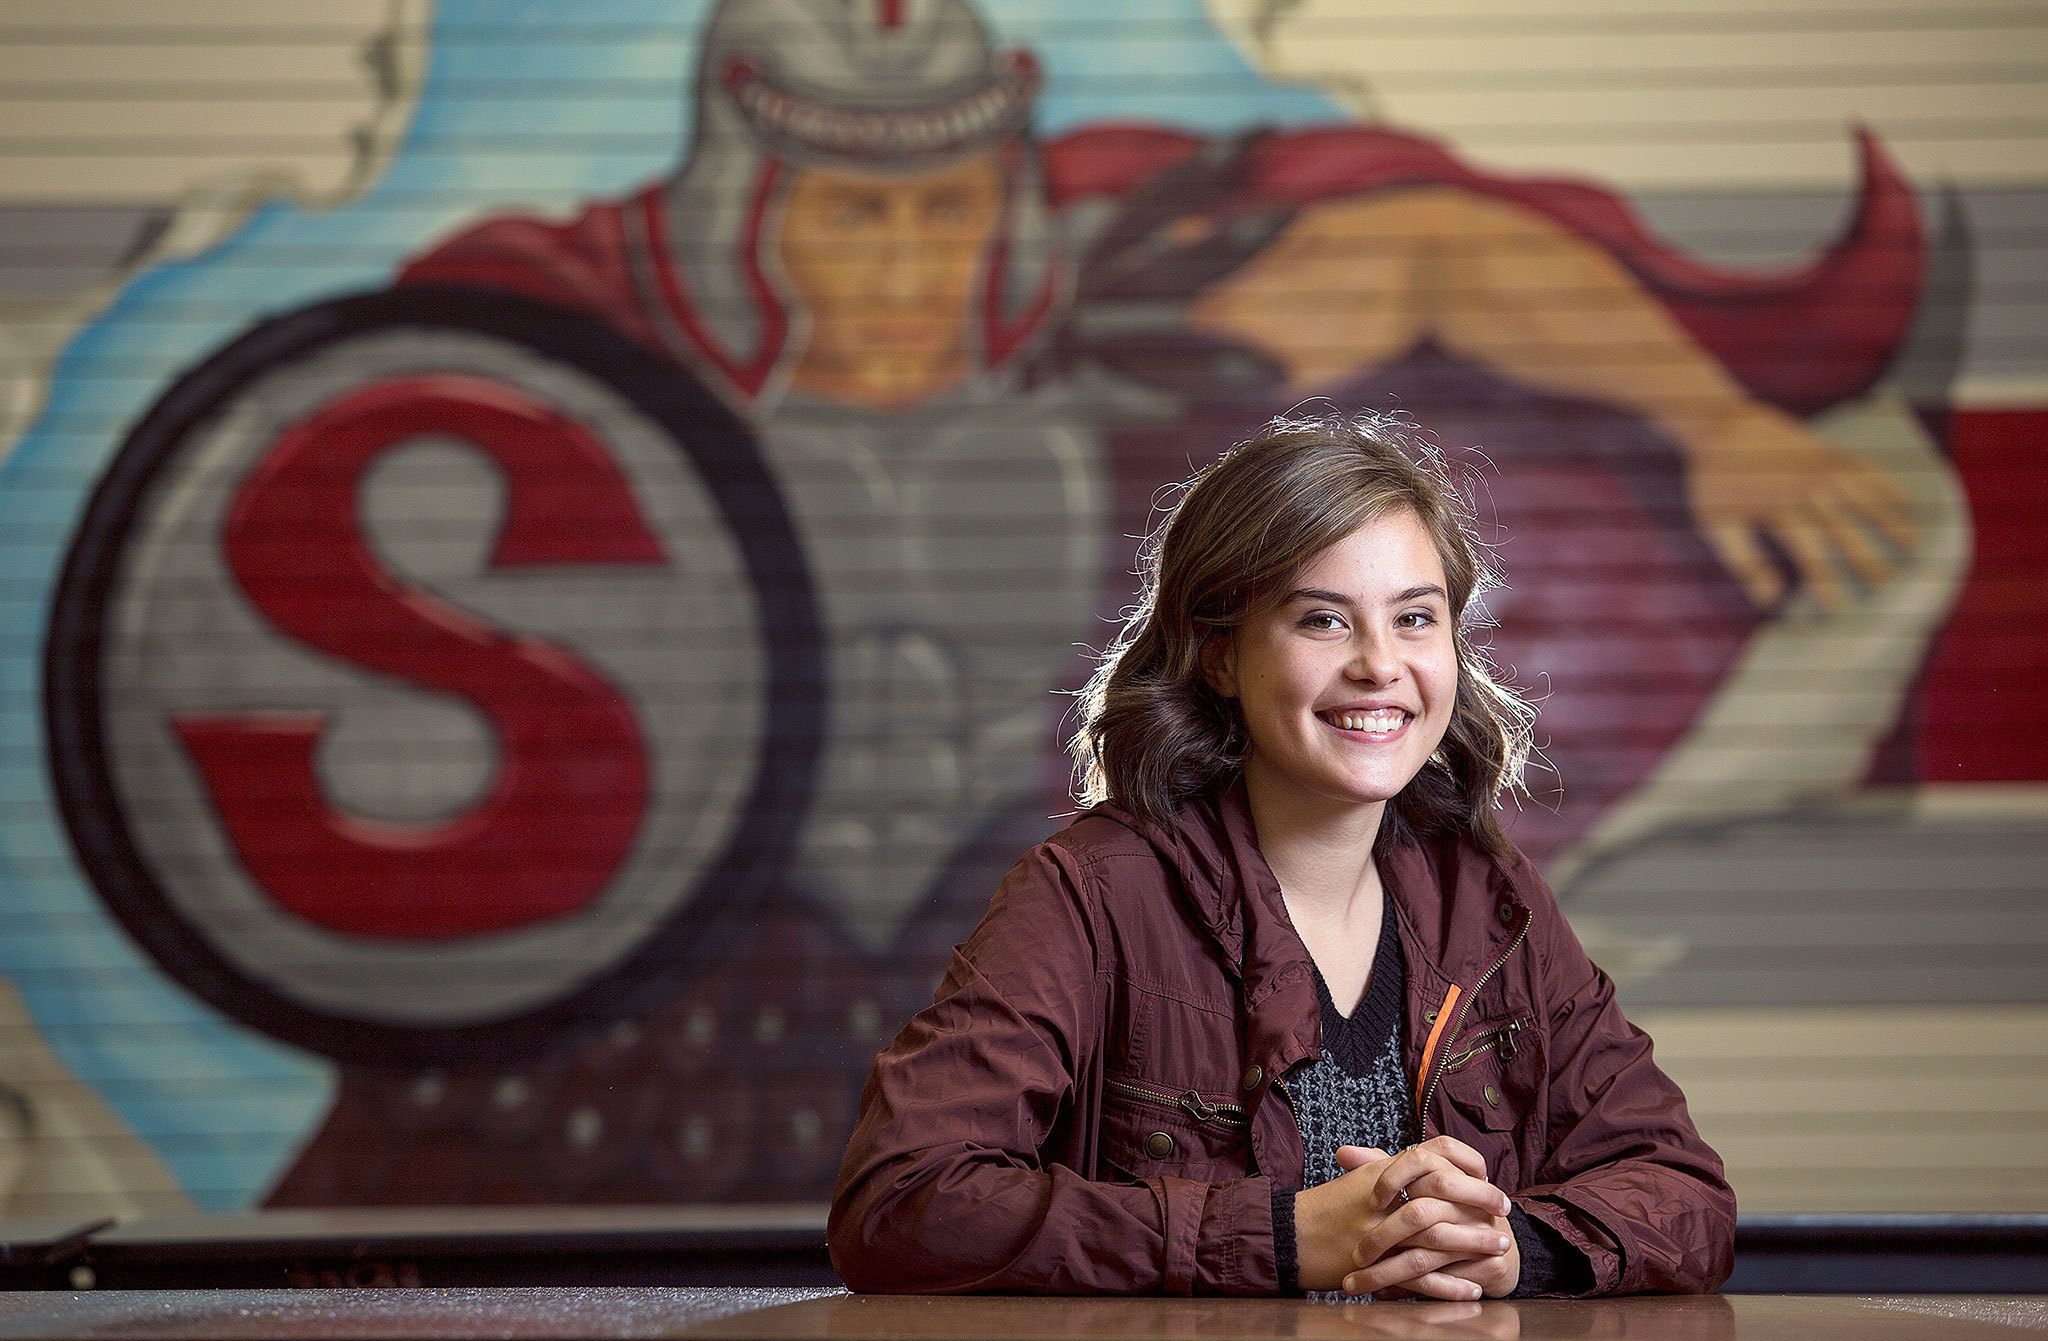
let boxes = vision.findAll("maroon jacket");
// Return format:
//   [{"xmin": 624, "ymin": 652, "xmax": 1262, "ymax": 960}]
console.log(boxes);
[{"xmin": 830, "ymin": 783, "xmax": 1734, "ymax": 1295}]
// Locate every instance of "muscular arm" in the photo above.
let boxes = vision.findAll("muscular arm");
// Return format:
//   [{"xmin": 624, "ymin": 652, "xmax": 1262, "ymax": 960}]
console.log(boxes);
[
  {"xmin": 1191, "ymin": 187, "xmax": 1916, "ymax": 608},
  {"xmin": 1185, "ymin": 191, "xmax": 1431, "ymax": 391},
  {"xmin": 1194, "ymin": 187, "xmax": 1754, "ymax": 439}
]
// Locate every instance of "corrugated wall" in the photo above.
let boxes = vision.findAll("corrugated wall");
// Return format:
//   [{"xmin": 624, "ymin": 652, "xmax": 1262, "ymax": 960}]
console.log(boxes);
[{"xmin": 0, "ymin": 0, "xmax": 2041, "ymax": 1218}]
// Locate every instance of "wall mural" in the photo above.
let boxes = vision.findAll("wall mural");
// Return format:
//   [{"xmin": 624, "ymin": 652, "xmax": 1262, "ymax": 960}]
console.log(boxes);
[{"xmin": 1, "ymin": 0, "xmax": 2035, "ymax": 1213}]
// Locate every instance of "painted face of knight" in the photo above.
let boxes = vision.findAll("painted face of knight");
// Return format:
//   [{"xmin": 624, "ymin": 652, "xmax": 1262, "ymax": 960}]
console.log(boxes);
[
  {"xmin": 777, "ymin": 150, "xmax": 1005, "ymax": 408},
  {"xmin": 1205, "ymin": 508, "xmax": 1459, "ymax": 826}
]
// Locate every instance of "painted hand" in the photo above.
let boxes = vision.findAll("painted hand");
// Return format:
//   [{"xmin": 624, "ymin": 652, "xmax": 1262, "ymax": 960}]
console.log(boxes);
[{"xmin": 1685, "ymin": 404, "xmax": 1919, "ymax": 612}]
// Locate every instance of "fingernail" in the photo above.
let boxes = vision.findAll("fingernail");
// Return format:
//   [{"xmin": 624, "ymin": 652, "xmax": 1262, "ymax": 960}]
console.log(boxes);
[
  {"xmin": 1468, "ymin": 1283, "xmax": 1483, "ymax": 1300},
  {"xmin": 1496, "ymin": 1235, "xmax": 1511, "ymax": 1253}
]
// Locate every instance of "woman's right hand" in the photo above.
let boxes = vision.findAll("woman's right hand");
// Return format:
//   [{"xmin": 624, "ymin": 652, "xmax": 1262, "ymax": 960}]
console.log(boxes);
[{"xmin": 1292, "ymin": 1136, "xmax": 1514, "ymax": 1296}]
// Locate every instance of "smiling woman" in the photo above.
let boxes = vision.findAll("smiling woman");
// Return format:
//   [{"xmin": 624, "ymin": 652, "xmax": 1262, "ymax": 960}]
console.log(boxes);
[
  {"xmin": 1078, "ymin": 412, "xmax": 1533, "ymax": 863},
  {"xmin": 830, "ymin": 410, "xmax": 1734, "ymax": 1299}
]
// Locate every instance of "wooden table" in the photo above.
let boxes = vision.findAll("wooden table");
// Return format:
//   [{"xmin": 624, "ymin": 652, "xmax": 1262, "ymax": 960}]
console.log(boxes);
[
  {"xmin": 0, "ymin": 1288, "xmax": 2040, "ymax": 1339},
  {"xmin": 5, "ymin": 1211, "xmax": 2043, "ymax": 1294}
]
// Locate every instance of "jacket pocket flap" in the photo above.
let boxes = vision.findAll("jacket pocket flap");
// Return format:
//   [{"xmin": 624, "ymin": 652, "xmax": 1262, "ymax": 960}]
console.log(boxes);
[
  {"xmin": 1100, "ymin": 1073, "xmax": 1248, "ymax": 1178},
  {"xmin": 1442, "ymin": 1066, "xmax": 1522, "ymax": 1132},
  {"xmin": 1439, "ymin": 1015, "xmax": 1538, "ymax": 1134}
]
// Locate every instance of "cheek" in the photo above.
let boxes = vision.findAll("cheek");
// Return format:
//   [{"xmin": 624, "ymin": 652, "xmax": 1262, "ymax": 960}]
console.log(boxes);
[
  {"xmin": 1423, "ymin": 653, "xmax": 1460, "ymax": 726},
  {"xmin": 779, "ymin": 234, "xmax": 846, "ymax": 307},
  {"xmin": 1238, "ymin": 671, "xmax": 1303, "ymax": 737},
  {"xmin": 1256, "ymin": 661, "xmax": 1320, "ymax": 712},
  {"xmin": 927, "ymin": 238, "xmax": 991, "ymax": 300}
]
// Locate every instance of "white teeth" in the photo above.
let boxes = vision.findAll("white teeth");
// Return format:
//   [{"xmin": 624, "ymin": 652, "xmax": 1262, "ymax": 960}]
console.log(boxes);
[{"xmin": 1326, "ymin": 709, "xmax": 1407, "ymax": 733}]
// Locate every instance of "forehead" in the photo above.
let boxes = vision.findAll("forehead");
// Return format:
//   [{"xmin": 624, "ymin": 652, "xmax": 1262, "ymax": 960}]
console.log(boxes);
[
  {"xmin": 791, "ymin": 150, "xmax": 1003, "ymax": 198},
  {"xmin": 1288, "ymin": 508, "xmax": 1447, "ymax": 598}
]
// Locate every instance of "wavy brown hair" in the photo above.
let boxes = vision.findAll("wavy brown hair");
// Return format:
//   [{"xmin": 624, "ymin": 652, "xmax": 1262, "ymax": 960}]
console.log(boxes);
[{"xmin": 1069, "ymin": 409, "xmax": 1534, "ymax": 857}]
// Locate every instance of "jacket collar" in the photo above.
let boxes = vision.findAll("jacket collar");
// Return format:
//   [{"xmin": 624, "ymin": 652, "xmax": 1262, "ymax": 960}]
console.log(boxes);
[
  {"xmin": 1105, "ymin": 780, "xmax": 1532, "ymax": 1078},
  {"xmin": 1101, "ymin": 781, "xmax": 1316, "ymax": 1074},
  {"xmin": 1214, "ymin": 780, "xmax": 1325, "ymax": 1076}
]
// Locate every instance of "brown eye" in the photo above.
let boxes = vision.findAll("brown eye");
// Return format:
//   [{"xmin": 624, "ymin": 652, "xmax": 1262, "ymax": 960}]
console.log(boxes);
[
  {"xmin": 833, "ymin": 194, "xmax": 888, "ymax": 228},
  {"xmin": 923, "ymin": 189, "xmax": 972, "ymax": 225}
]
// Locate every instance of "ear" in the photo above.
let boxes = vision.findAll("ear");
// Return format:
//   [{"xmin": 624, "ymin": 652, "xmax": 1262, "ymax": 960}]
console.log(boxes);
[{"xmin": 1199, "ymin": 629, "xmax": 1238, "ymax": 698}]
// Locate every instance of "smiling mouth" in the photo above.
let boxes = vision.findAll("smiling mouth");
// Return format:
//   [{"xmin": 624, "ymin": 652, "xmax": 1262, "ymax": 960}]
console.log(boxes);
[{"xmin": 1318, "ymin": 708, "xmax": 1412, "ymax": 736}]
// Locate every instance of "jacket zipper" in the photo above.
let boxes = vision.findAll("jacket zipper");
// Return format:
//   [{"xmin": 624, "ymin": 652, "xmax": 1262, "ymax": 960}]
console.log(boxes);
[
  {"xmin": 1440, "ymin": 1015, "xmax": 1533, "ymax": 1075},
  {"xmin": 1105, "ymin": 1077, "xmax": 1251, "ymax": 1129},
  {"xmin": 1417, "ymin": 907, "xmax": 1532, "ymax": 1136}
]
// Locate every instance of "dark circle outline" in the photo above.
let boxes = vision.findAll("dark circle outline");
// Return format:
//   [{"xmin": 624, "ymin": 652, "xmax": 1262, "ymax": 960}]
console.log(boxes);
[{"xmin": 44, "ymin": 284, "xmax": 825, "ymax": 1067}]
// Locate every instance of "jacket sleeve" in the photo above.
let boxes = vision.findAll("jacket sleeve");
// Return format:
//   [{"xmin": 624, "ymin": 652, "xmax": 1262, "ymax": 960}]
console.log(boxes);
[
  {"xmin": 828, "ymin": 844, "xmax": 1280, "ymax": 1295},
  {"xmin": 1509, "ymin": 857, "xmax": 1737, "ymax": 1295}
]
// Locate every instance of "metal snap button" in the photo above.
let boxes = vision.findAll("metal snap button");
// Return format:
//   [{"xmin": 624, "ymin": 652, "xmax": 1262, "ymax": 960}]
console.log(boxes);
[
  {"xmin": 1497, "ymin": 902, "xmax": 1515, "ymax": 926},
  {"xmin": 1423, "ymin": 1009, "xmax": 1437, "ymax": 1024},
  {"xmin": 1241, "ymin": 1065, "xmax": 1263, "ymax": 1092},
  {"xmin": 1484, "ymin": 1084, "xmax": 1501, "ymax": 1108},
  {"xmin": 1145, "ymin": 1131, "xmax": 1175, "ymax": 1159}
]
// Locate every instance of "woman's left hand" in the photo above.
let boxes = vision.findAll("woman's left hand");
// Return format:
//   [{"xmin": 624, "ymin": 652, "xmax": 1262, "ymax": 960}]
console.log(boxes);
[{"xmin": 1335, "ymin": 1144, "xmax": 1522, "ymax": 1300}]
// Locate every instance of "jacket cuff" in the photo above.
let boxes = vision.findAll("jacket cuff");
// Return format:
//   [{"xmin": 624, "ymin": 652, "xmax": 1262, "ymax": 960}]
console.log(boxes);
[
  {"xmin": 1506, "ymin": 1203, "xmax": 1594, "ymax": 1298},
  {"xmin": 1190, "ymin": 1174, "xmax": 1280, "ymax": 1295},
  {"xmin": 1270, "ymin": 1188, "xmax": 1300, "ymax": 1294}
]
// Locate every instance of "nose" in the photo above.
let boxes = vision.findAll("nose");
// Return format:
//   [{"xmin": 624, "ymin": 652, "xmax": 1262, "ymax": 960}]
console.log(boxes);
[
  {"xmin": 877, "ymin": 239, "xmax": 920, "ymax": 303},
  {"xmin": 876, "ymin": 207, "xmax": 927, "ymax": 305},
  {"xmin": 1349, "ymin": 628, "xmax": 1401, "ymax": 686}
]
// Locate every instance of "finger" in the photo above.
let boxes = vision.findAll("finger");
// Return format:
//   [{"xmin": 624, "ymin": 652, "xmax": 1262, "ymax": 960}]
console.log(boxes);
[
  {"xmin": 1352, "ymin": 1201, "xmax": 1507, "ymax": 1272},
  {"xmin": 1370, "ymin": 1151, "xmax": 1433, "ymax": 1211},
  {"xmin": 1403, "ymin": 1168, "xmax": 1514, "ymax": 1218},
  {"xmin": 1436, "ymin": 1256, "xmax": 1517, "ymax": 1303},
  {"xmin": 1382, "ymin": 1271, "xmax": 1489, "ymax": 1303},
  {"xmin": 1378, "ymin": 1161, "xmax": 1511, "ymax": 1218},
  {"xmin": 1418, "ymin": 1136, "xmax": 1489, "ymax": 1180},
  {"xmin": 1353, "ymin": 1196, "xmax": 1499, "ymax": 1268},
  {"xmin": 1770, "ymin": 506, "xmax": 1844, "ymax": 612},
  {"xmin": 1836, "ymin": 468, "xmax": 1920, "ymax": 551},
  {"xmin": 1398, "ymin": 1161, "xmax": 1514, "ymax": 1214},
  {"xmin": 1704, "ymin": 518, "xmax": 1784, "ymax": 608},
  {"xmin": 1404, "ymin": 1220, "xmax": 1515, "ymax": 1259},
  {"xmin": 1343, "ymin": 1247, "xmax": 1470, "ymax": 1297},
  {"xmin": 1811, "ymin": 492, "xmax": 1896, "ymax": 591},
  {"xmin": 1335, "ymin": 1145, "xmax": 1389, "ymax": 1172}
]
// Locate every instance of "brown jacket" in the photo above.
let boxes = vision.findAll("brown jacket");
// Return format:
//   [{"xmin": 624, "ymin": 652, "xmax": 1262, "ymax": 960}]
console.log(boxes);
[{"xmin": 829, "ymin": 783, "xmax": 1735, "ymax": 1296}]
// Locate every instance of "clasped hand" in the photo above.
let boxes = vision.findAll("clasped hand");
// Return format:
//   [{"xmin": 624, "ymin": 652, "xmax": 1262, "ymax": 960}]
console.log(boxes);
[{"xmin": 1293, "ymin": 1135, "xmax": 1519, "ymax": 1300}]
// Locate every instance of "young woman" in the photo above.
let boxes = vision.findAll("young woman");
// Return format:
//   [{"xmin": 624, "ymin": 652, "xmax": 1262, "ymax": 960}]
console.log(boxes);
[{"xmin": 829, "ymin": 412, "xmax": 1734, "ymax": 1298}]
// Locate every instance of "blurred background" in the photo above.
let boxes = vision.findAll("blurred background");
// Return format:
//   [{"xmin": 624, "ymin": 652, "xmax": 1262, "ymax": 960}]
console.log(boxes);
[{"xmin": 0, "ymin": 0, "xmax": 2041, "ymax": 1225}]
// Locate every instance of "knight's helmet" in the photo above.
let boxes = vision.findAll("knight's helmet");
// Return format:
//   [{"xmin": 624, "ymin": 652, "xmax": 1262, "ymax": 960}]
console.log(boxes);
[{"xmin": 664, "ymin": 0, "xmax": 1060, "ymax": 401}]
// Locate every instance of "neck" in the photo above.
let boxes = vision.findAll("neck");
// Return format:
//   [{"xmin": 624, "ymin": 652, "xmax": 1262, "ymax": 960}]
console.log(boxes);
[{"xmin": 1240, "ymin": 757, "xmax": 1387, "ymax": 922}]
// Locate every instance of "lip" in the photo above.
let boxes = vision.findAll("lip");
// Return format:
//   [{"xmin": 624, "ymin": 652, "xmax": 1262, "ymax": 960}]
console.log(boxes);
[
  {"xmin": 1317, "ymin": 705, "xmax": 1415, "ymax": 740},
  {"xmin": 1318, "ymin": 699, "xmax": 1415, "ymax": 715}
]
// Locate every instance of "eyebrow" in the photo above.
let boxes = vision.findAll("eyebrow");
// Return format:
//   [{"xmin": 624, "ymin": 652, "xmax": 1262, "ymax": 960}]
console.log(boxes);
[{"xmin": 1285, "ymin": 585, "xmax": 1447, "ymax": 606}]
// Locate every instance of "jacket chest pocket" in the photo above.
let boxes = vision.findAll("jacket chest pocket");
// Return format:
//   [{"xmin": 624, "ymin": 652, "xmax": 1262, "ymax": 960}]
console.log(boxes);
[
  {"xmin": 1437, "ymin": 1015, "xmax": 1542, "ymax": 1191},
  {"xmin": 1099, "ymin": 1073, "xmax": 1252, "ymax": 1183}
]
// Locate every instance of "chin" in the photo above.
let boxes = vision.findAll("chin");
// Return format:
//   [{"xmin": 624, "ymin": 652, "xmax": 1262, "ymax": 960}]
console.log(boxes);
[{"xmin": 1325, "ymin": 765, "xmax": 1429, "ymax": 809}]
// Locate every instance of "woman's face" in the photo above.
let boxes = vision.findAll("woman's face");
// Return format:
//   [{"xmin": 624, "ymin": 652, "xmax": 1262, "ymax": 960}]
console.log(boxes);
[{"xmin": 1203, "ymin": 508, "xmax": 1459, "ymax": 823}]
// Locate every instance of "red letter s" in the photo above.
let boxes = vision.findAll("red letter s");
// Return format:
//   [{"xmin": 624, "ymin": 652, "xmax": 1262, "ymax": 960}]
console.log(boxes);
[{"xmin": 175, "ymin": 374, "xmax": 664, "ymax": 940}]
